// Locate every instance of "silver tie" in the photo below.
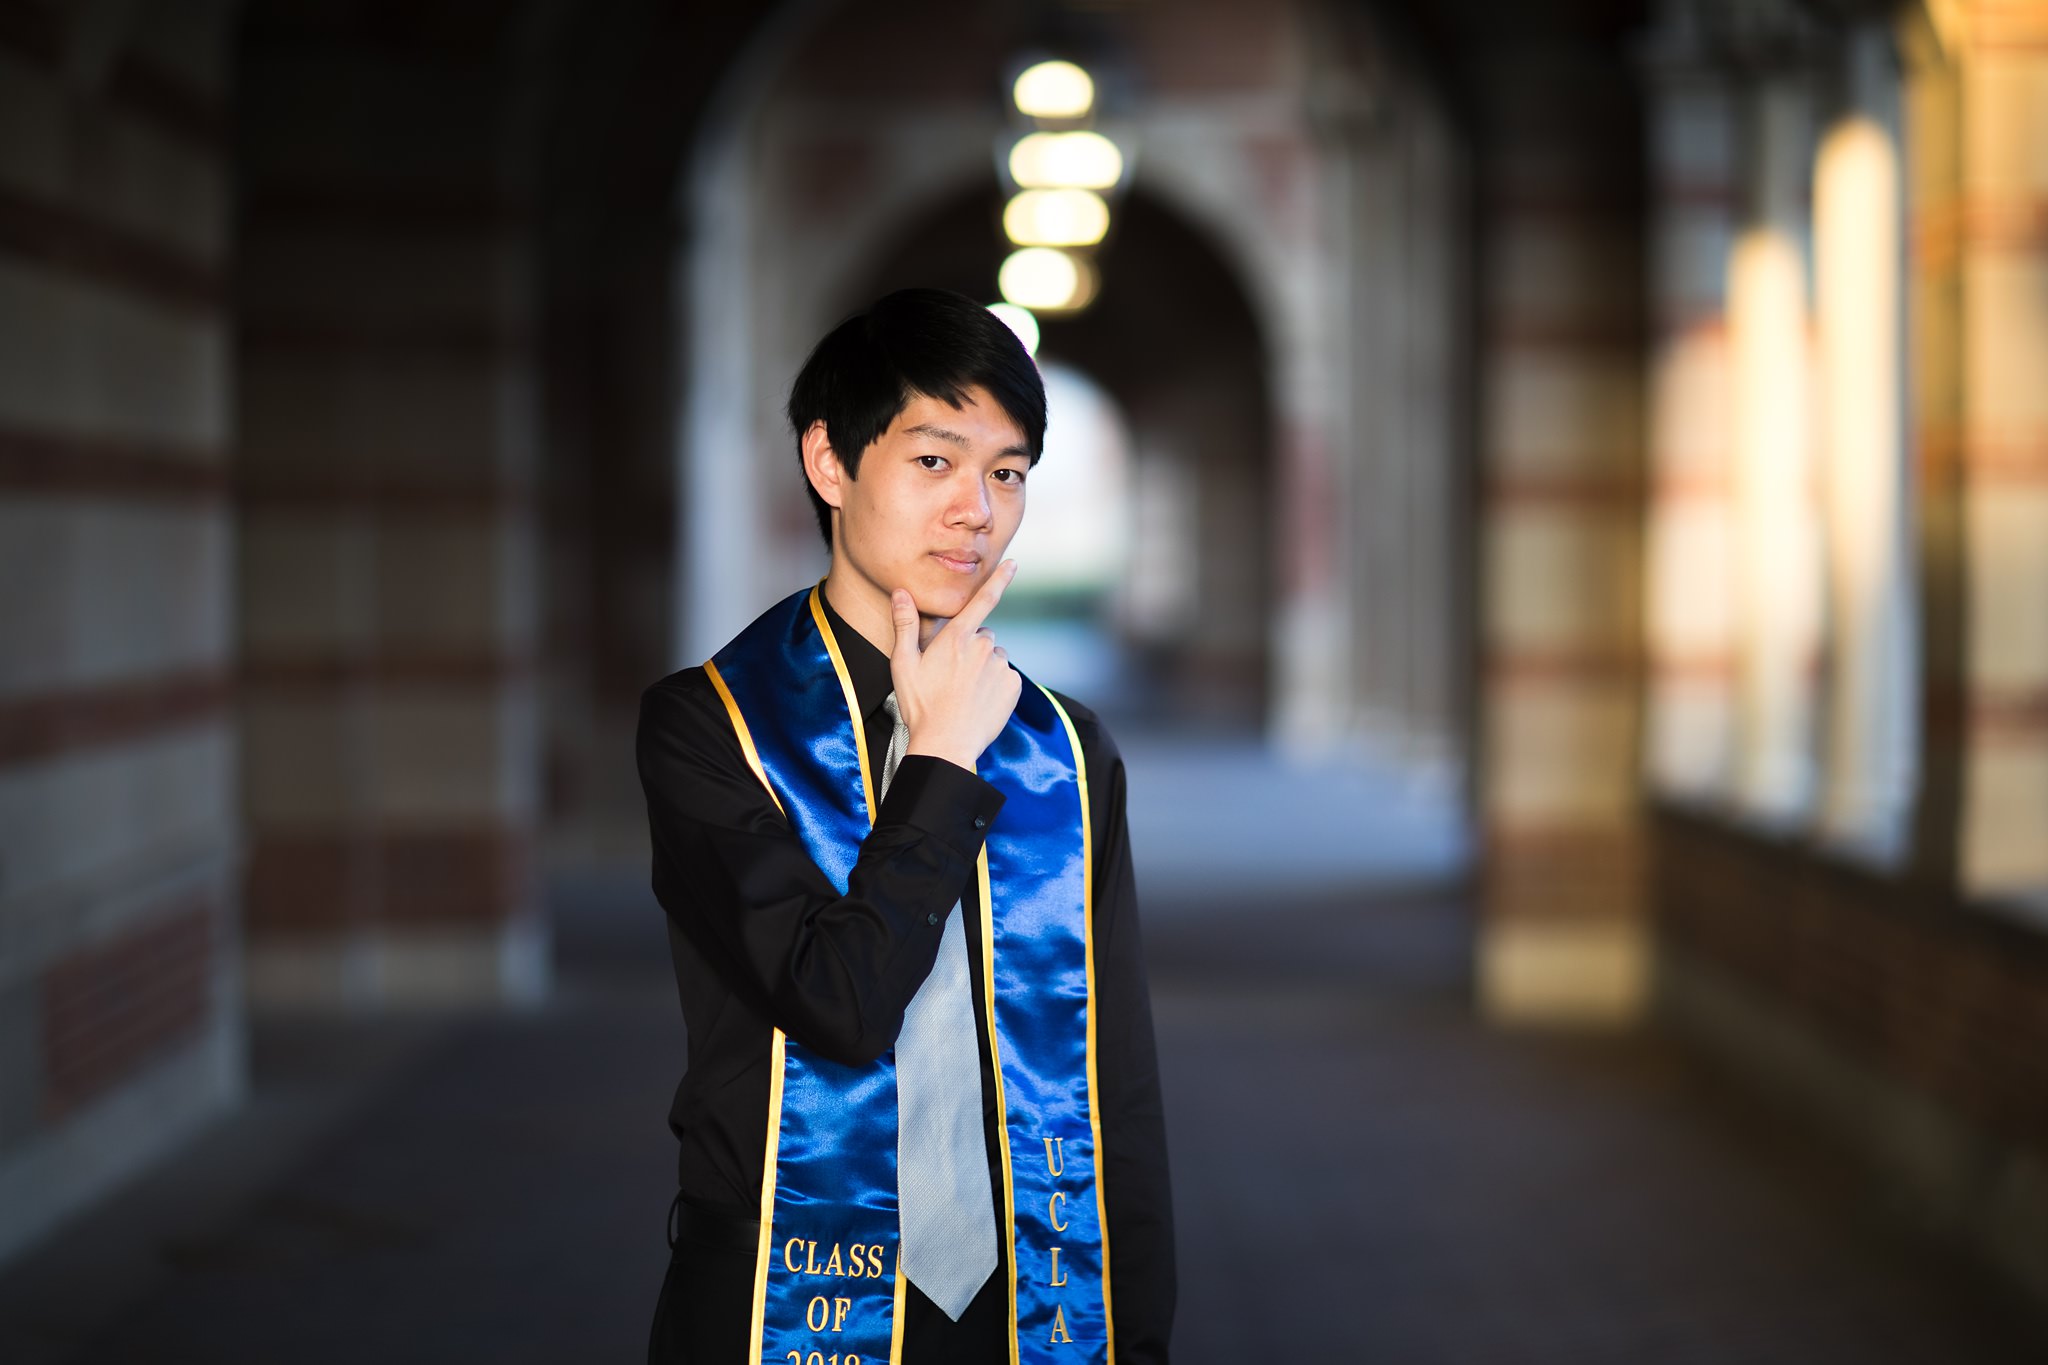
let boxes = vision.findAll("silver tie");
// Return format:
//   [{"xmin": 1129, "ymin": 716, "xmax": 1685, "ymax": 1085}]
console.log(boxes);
[{"xmin": 880, "ymin": 692, "xmax": 997, "ymax": 1320}]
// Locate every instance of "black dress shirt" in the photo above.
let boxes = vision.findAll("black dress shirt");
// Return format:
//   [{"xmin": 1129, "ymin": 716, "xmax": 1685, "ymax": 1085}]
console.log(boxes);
[{"xmin": 636, "ymin": 593, "xmax": 1175, "ymax": 1364}]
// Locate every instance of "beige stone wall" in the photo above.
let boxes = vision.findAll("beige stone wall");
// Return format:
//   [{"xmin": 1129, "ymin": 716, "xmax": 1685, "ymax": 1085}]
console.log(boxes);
[
  {"xmin": 1638, "ymin": 0, "xmax": 2045, "ymax": 891},
  {"xmin": 1927, "ymin": 4, "xmax": 2048, "ymax": 896},
  {"xmin": 0, "ymin": 0, "xmax": 243, "ymax": 1265},
  {"xmin": 1644, "ymin": 0, "xmax": 2048, "ymax": 1307}
]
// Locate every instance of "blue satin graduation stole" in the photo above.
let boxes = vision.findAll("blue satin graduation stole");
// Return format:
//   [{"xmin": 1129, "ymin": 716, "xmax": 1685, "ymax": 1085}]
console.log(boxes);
[{"xmin": 704, "ymin": 585, "xmax": 1114, "ymax": 1365}]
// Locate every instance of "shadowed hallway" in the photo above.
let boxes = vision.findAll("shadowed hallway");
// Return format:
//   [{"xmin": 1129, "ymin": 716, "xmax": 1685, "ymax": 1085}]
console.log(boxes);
[
  {"xmin": 3, "ymin": 853, "xmax": 2042, "ymax": 1363},
  {"xmin": 7, "ymin": 1, "xmax": 2048, "ymax": 1354}
]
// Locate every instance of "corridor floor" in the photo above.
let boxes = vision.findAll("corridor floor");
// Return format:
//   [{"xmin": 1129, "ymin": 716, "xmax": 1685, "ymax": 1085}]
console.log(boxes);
[{"xmin": 2, "ymin": 870, "xmax": 2044, "ymax": 1363}]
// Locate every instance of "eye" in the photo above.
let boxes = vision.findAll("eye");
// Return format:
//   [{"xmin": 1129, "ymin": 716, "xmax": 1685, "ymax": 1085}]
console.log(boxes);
[
  {"xmin": 991, "ymin": 467, "xmax": 1026, "ymax": 486},
  {"xmin": 916, "ymin": 454, "xmax": 948, "ymax": 471}
]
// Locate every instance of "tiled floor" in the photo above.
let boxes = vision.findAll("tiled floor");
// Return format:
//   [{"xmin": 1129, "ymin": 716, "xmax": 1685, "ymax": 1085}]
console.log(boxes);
[
  {"xmin": 1150, "ymin": 892, "xmax": 2048, "ymax": 1364},
  {"xmin": 1, "ymin": 868, "xmax": 2043, "ymax": 1363}
]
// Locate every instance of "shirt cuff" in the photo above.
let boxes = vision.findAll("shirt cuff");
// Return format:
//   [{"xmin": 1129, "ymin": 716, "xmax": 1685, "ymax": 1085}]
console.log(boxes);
[{"xmin": 876, "ymin": 754, "xmax": 1005, "ymax": 861}]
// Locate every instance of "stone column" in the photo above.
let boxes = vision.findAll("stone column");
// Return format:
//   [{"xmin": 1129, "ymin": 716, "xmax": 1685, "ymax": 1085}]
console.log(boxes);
[
  {"xmin": 1905, "ymin": 4, "xmax": 2048, "ymax": 896},
  {"xmin": 1815, "ymin": 27, "xmax": 1916, "ymax": 859},
  {"xmin": 1727, "ymin": 75, "xmax": 1824, "ymax": 826},
  {"xmin": 1340, "ymin": 61, "xmax": 1468, "ymax": 792},
  {"xmin": 1641, "ymin": 31, "xmax": 1740, "ymax": 805},
  {"xmin": 1472, "ymin": 50, "xmax": 1649, "ymax": 1023},
  {"xmin": 0, "ymin": 1, "xmax": 243, "ymax": 1262},
  {"xmin": 1272, "ymin": 126, "xmax": 1358, "ymax": 754},
  {"xmin": 237, "ymin": 21, "xmax": 546, "ymax": 1006}
]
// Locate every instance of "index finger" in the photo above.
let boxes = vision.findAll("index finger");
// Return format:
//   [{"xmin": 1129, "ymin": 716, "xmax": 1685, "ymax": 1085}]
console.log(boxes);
[{"xmin": 941, "ymin": 559, "xmax": 1016, "ymax": 638}]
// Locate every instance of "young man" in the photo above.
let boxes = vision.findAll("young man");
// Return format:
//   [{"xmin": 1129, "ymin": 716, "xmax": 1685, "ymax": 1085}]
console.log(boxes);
[{"xmin": 636, "ymin": 287, "xmax": 1174, "ymax": 1364}]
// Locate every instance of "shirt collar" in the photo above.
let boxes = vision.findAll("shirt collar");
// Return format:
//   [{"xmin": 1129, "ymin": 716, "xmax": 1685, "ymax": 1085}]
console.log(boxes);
[{"xmin": 816, "ymin": 587, "xmax": 895, "ymax": 722}]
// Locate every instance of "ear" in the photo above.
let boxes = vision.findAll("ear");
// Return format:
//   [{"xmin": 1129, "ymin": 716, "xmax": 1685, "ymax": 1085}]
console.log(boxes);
[{"xmin": 800, "ymin": 420, "xmax": 847, "ymax": 510}]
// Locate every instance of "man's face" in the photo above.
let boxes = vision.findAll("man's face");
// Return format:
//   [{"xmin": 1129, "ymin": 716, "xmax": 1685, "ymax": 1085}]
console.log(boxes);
[{"xmin": 813, "ymin": 385, "xmax": 1031, "ymax": 629}]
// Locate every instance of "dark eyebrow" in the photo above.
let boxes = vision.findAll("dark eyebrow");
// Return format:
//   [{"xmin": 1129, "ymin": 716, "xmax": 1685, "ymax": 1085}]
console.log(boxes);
[
  {"xmin": 903, "ymin": 422, "xmax": 1030, "ymax": 459},
  {"xmin": 902, "ymin": 422, "xmax": 970, "ymax": 448}
]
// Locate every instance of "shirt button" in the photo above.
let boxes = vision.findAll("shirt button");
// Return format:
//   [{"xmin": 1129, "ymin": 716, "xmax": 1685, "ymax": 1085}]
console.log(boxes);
[
  {"xmin": 972, "ymin": 816, "xmax": 987, "ymax": 830},
  {"xmin": 926, "ymin": 912, "xmax": 941, "ymax": 926}
]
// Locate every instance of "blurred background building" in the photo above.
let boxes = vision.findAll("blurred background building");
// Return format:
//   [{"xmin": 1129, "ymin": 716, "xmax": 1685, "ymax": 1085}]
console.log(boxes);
[{"xmin": 3, "ymin": 0, "xmax": 2047, "ymax": 1356}]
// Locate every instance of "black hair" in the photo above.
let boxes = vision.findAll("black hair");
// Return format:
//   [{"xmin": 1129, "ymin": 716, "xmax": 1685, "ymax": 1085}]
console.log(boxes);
[{"xmin": 786, "ymin": 286, "xmax": 1046, "ymax": 549}]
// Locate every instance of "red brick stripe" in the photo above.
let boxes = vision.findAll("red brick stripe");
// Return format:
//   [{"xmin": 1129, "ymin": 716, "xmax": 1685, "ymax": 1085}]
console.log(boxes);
[
  {"xmin": 1653, "ymin": 312, "xmax": 1726, "ymax": 340},
  {"xmin": 242, "ymin": 183, "xmax": 531, "ymax": 234},
  {"xmin": 1913, "ymin": 198, "xmax": 2048, "ymax": 269},
  {"xmin": 245, "ymin": 827, "xmax": 533, "ymax": 932},
  {"xmin": 1917, "ymin": 426, "xmax": 2048, "ymax": 485},
  {"xmin": 1485, "ymin": 824, "xmax": 1647, "ymax": 922},
  {"xmin": 1489, "ymin": 822, "xmax": 1641, "ymax": 853},
  {"xmin": 0, "ymin": 1, "xmax": 225, "ymax": 151},
  {"xmin": 1962, "ymin": 433, "xmax": 2048, "ymax": 486},
  {"xmin": 383, "ymin": 828, "xmax": 534, "ymax": 925},
  {"xmin": 0, "ymin": 184, "xmax": 222, "ymax": 315},
  {"xmin": 1970, "ymin": 687, "xmax": 2048, "ymax": 741},
  {"xmin": 0, "ymin": 424, "xmax": 226, "ymax": 499},
  {"xmin": 1654, "ymin": 181, "xmax": 1737, "ymax": 213},
  {"xmin": 241, "ymin": 652, "xmax": 535, "ymax": 691},
  {"xmin": 1485, "ymin": 319, "xmax": 1642, "ymax": 352},
  {"xmin": 1479, "ymin": 184, "xmax": 1641, "ymax": 223},
  {"xmin": 1487, "ymin": 474, "xmax": 1643, "ymax": 508},
  {"xmin": 237, "ymin": 317, "xmax": 534, "ymax": 360},
  {"xmin": 242, "ymin": 833, "xmax": 361, "ymax": 934},
  {"xmin": 40, "ymin": 896, "xmax": 214, "ymax": 1118},
  {"xmin": 0, "ymin": 428, "xmax": 533, "ymax": 509},
  {"xmin": 1649, "ymin": 653, "xmax": 1736, "ymax": 683},
  {"xmin": 1964, "ymin": 455, "xmax": 2048, "ymax": 487},
  {"xmin": 238, "ymin": 477, "xmax": 527, "ymax": 516},
  {"xmin": 1475, "ymin": 111, "xmax": 1640, "ymax": 159},
  {"xmin": 1652, "ymin": 472, "xmax": 1732, "ymax": 502},
  {"xmin": 1487, "ymin": 648, "xmax": 1641, "ymax": 684},
  {"xmin": 0, "ymin": 667, "xmax": 231, "ymax": 766}
]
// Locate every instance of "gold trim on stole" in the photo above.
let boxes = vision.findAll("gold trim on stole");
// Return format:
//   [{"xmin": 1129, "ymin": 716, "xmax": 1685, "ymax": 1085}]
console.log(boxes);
[
  {"xmin": 809, "ymin": 585, "xmax": 877, "ymax": 822},
  {"xmin": 806, "ymin": 588, "xmax": 908, "ymax": 1363},
  {"xmin": 1041, "ymin": 686, "xmax": 1114, "ymax": 1362},
  {"xmin": 702, "ymin": 658, "xmax": 789, "ymax": 1365},
  {"xmin": 890, "ymin": 1248, "xmax": 909, "ymax": 1365},
  {"xmin": 976, "ymin": 850, "xmax": 1022, "ymax": 1364}
]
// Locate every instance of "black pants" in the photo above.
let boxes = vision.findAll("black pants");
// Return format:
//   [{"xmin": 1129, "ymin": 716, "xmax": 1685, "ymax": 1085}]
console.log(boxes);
[
  {"xmin": 648, "ymin": 1192, "xmax": 757, "ymax": 1363},
  {"xmin": 647, "ymin": 1192, "xmax": 1010, "ymax": 1363}
]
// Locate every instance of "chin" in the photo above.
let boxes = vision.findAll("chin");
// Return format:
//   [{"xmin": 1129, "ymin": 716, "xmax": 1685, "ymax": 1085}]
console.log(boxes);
[{"xmin": 912, "ymin": 573, "xmax": 982, "ymax": 619}]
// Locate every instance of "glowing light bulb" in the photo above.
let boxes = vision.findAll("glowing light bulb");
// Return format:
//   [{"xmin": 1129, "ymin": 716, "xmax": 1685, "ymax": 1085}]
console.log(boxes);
[
  {"xmin": 998, "ymin": 247, "xmax": 1097, "ymax": 312},
  {"xmin": 1008, "ymin": 131, "xmax": 1124, "ymax": 190},
  {"xmin": 986, "ymin": 302, "xmax": 1041, "ymax": 355},
  {"xmin": 1003, "ymin": 189, "xmax": 1110, "ymax": 248},
  {"xmin": 1013, "ymin": 60, "xmax": 1094, "ymax": 119}
]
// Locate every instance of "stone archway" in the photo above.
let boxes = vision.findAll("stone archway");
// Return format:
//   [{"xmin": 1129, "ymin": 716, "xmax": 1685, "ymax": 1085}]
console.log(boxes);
[
  {"xmin": 840, "ymin": 176, "xmax": 1277, "ymax": 727},
  {"xmin": 671, "ymin": 0, "xmax": 1471, "ymax": 781}
]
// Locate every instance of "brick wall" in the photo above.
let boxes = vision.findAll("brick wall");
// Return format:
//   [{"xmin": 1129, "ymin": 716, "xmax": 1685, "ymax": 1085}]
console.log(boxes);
[
  {"xmin": 0, "ymin": 0, "xmax": 243, "ymax": 1265},
  {"xmin": 1654, "ymin": 804, "xmax": 2048, "ymax": 1303},
  {"xmin": 40, "ymin": 898, "xmax": 217, "ymax": 1120},
  {"xmin": 1656, "ymin": 811, "xmax": 2048, "ymax": 1156}
]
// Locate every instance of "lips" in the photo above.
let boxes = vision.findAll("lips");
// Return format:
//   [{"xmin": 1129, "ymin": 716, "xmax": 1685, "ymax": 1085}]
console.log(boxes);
[{"xmin": 930, "ymin": 549, "xmax": 982, "ymax": 573}]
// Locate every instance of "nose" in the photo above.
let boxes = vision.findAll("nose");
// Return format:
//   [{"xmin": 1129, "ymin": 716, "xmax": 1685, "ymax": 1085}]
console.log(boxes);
[{"xmin": 946, "ymin": 469, "xmax": 992, "ymax": 530}]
